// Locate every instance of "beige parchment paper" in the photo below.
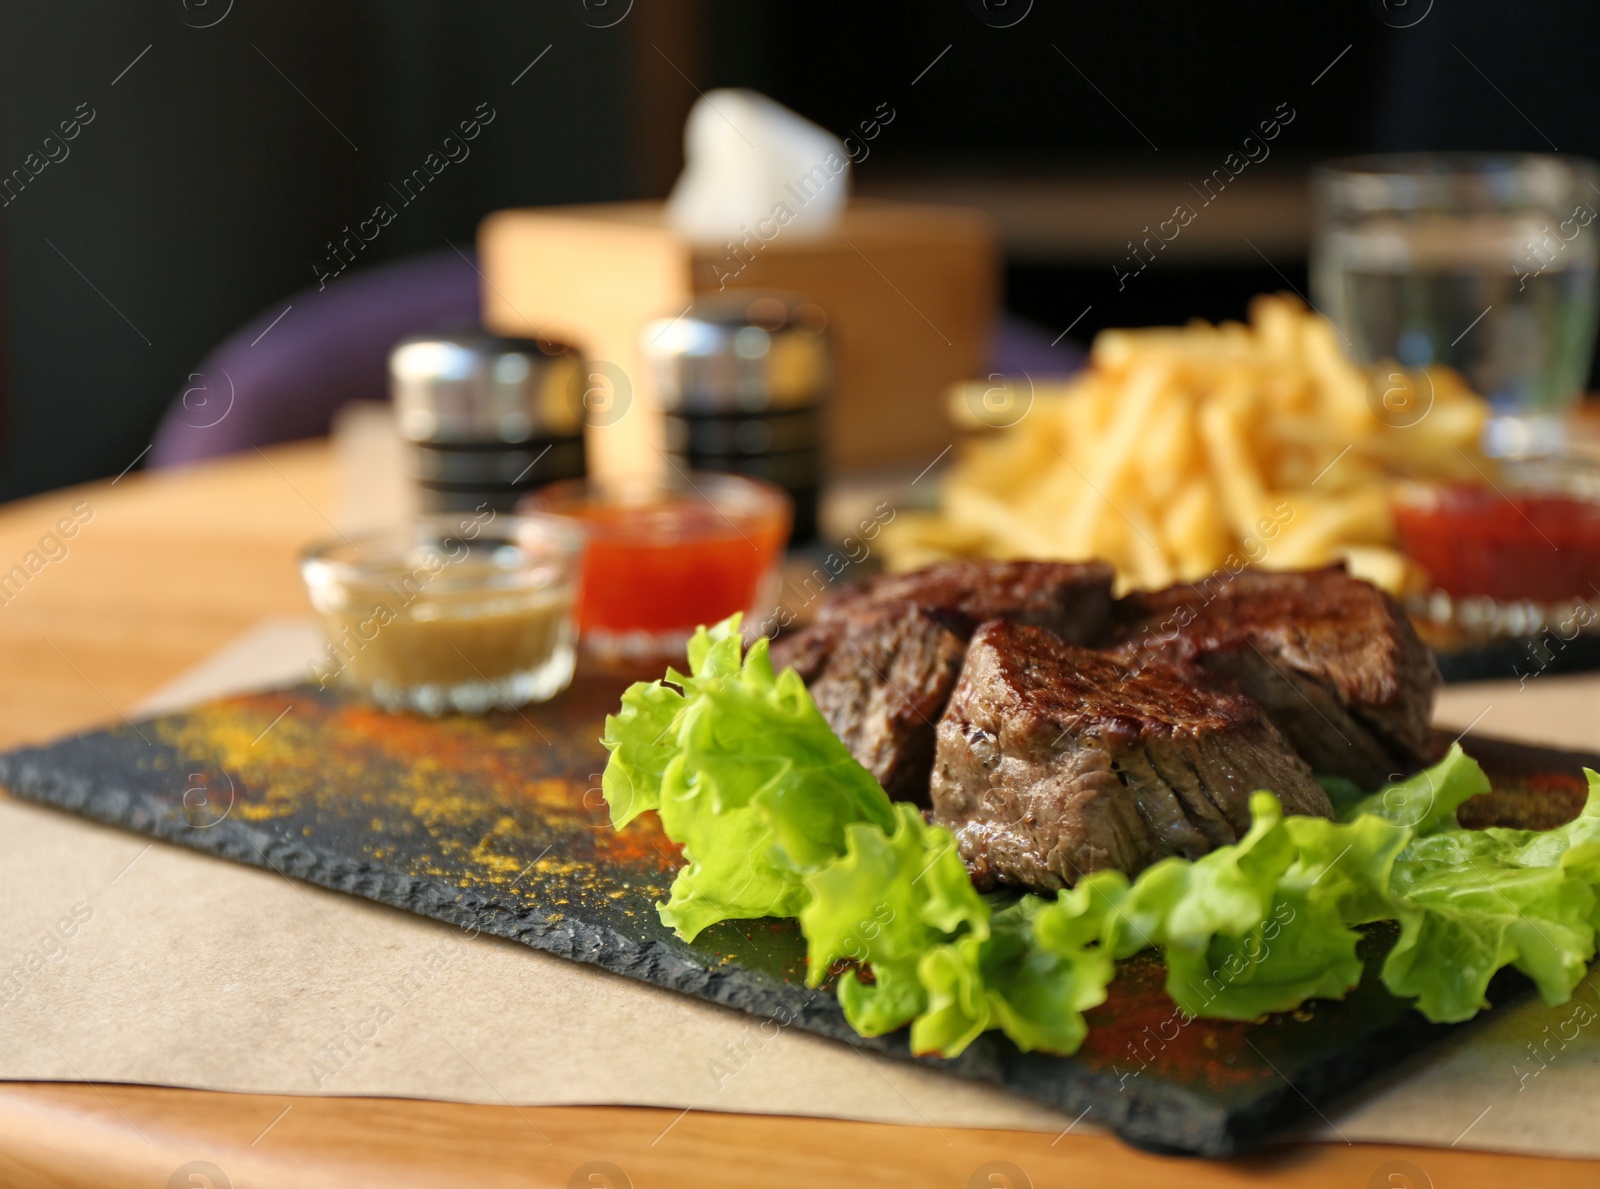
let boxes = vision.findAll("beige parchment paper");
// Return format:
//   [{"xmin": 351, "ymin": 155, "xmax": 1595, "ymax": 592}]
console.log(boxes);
[{"xmin": 4, "ymin": 619, "xmax": 1600, "ymax": 1156}]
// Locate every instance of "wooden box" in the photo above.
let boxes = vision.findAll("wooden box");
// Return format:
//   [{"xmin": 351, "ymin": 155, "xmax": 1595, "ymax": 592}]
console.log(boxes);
[{"xmin": 477, "ymin": 200, "xmax": 996, "ymax": 480}]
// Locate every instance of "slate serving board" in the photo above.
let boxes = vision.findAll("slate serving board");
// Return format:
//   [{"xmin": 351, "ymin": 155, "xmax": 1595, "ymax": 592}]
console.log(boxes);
[
  {"xmin": 1434, "ymin": 631, "xmax": 1600, "ymax": 684},
  {"xmin": 1, "ymin": 678, "xmax": 1594, "ymax": 1157}
]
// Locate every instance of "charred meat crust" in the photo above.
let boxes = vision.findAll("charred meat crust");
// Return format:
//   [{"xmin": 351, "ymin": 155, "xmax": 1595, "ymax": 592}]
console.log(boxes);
[
  {"xmin": 932, "ymin": 621, "xmax": 1333, "ymax": 891},
  {"xmin": 816, "ymin": 558, "xmax": 1116, "ymax": 642},
  {"xmin": 771, "ymin": 559, "xmax": 1116, "ymax": 679},
  {"xmin": 1107, "ymin": 565, "xmax": 1440, "ymax": 790}
]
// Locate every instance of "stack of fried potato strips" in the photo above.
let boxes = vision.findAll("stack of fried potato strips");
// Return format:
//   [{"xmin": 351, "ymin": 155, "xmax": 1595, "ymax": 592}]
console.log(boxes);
[{"xmin": 884, "ymin": 295, "xmax": 1492, "ymax": 594}]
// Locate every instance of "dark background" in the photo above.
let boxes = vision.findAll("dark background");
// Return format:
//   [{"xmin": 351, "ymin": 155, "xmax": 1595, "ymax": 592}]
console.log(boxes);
[{"xmin": 2, "ymin": 0, "xmax": 1595, "ymax": 501}]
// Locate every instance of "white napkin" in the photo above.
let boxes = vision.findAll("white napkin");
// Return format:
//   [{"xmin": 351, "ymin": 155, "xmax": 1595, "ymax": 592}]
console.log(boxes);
[{"xmin": 666, "ymin": 90, "xmax": 850, "ymax": 244}]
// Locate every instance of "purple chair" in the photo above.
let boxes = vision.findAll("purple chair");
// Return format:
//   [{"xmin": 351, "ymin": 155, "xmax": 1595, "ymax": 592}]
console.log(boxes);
[
  {"xmin": 990, "ymin": 316, "xmax": 1086, "ymax": 382},
  {"xmin": 149, "ymin": 250, "xmax": 481, "ymax": 467}
]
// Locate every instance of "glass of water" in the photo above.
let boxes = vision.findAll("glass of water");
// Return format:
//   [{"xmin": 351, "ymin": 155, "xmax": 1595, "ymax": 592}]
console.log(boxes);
[{"xmin": 1312, "ymin": 153, "xmax": 1600, "ymax": 458}]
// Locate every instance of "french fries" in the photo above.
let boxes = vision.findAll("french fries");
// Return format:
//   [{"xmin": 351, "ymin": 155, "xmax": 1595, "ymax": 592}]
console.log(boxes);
[{"xmin": 884, "ymin": 294, "xmax": 1492, "ymax": 594}]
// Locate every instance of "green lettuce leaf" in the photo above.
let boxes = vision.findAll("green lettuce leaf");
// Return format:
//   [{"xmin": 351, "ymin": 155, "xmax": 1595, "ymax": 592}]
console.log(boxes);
[
  {"xmin": 1379, "ymin": 770, "xmax": 1600, "ymax": 1021},
  {"xmin": 1343, "ymin": 742, "xmax": 1489, "ymax": 834},
  {"xmin": 1091, "ymin": 793, "xmax": 1404, "ymax": 1019},
  {"xmin": 605, "ymin": 623, "xmax": 1121, "ymax": 1057},
  {"xmin": 914, "ymin": 895, "xmax": 1118, "ymax": 1058},
  {"xmin": 984, "ymin": 888, "xmax": 1120, "ymax": 1055},
  {"xmin": 1115, "ymin": 791, "xmax": 1295, "ymax": 954},
  {"xmin": 1477, "ymin": 768, "xmax": 1600, "ymax": 872},
  {"xmin": 598, "ymin": 616, "xmax": 751, "ymax": 828},
  {"xmin": 1164, "ymin": 804, "xmax": 1411, "ymax": 1019},
  {"xmin": 1383, "ymin": 853, "xmax": 1595, "ymax": 1021},
  {"xmin": 602, "ymin": 617, "xmax": 895, "ymax": 939},
  {"xmin": 797, "ymin": 803, "xmax": 1122, "ymax": 1057},
  {"xmin": 799, "ymin": 804, "xmax": 987, "ymax": 1039},
  {"xmin": 599, "ymin": 678, "xmax": 682, "ymax": 828}
]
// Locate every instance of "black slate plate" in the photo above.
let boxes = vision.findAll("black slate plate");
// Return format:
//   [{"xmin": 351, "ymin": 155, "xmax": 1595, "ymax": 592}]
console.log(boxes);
[
  {"xmin": 0, "ymin": 679, "xmax": 1593, "ymax": 1157},
  {"xmin": 1434, "ymin": 631, "xmax": 1600, "ymax": 684}
]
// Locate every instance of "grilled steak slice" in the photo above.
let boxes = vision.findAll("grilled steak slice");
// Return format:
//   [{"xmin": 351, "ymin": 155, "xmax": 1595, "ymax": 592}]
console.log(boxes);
[
  {"xmin": 1108, "ymin": 566, "xmax": 1438, "ymax": 790},
  {"xmin": 769, "ymin": 560, "xmax": 1116, "ymax": 802},
  {"xmin": 805, "ymin": 602, "xmax": 970, "ymax": 803},
  {"xmin": 932, "ymin": 620, "xmax": 1332, "ymax": 891},
  {"xmin": 816, "ymin": 559, "xmax": 1115, "ymax": 640},
  {"xmin": 771, "ymin": 558, "xmax": 1113, "ymax": 677}
]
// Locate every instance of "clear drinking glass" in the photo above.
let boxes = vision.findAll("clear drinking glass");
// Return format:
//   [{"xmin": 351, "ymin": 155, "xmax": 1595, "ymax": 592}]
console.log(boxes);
[{"xmin": 1312, "ymin": 153, "xmax": 1600, "ymax": 458}]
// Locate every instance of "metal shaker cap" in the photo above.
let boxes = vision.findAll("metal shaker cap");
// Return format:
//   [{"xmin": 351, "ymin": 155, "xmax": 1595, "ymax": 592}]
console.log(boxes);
[
  {"xmin": 391, "ymin": 331, "xmax": 583, "ymax": 444},
  {"xmin": 641, "ymin": 293, "xmax": 829, "ymax": 414}
]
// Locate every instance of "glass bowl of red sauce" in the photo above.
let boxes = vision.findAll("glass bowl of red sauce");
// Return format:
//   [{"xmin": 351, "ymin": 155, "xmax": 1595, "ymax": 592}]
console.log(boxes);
[
  {"xmin": 1393, "ymin": 458, "xmax": 1600, "ymax": 605},
  {"xmin": 522, "ymin": 472, "xmax": 791, "ymax": 662}
]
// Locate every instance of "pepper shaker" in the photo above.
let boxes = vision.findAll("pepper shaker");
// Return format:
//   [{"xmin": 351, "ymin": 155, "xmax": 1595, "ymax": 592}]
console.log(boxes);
[
  {"xmin": 641, "ymin": 293, "xmax": 829, "ymax": 545},
  {"xmin": 390, "ymin": 331, "xmax": 586, "ymax": 513}
]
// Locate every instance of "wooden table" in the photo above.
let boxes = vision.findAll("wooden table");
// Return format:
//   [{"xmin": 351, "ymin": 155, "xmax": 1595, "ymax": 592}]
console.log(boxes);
[{"xmin": 0, "ymin": 441, "xmax": 1594, "ymax": 1189}]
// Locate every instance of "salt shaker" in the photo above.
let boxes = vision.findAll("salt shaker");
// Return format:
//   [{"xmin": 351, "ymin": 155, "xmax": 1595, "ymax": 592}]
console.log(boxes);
[
  {"xmin": 390, "ymin": 331, "xmax": 586, "ymax": 513},
  {"xmin": 641, "ymin": 293, "xmax": 829, "ymax": 544}
]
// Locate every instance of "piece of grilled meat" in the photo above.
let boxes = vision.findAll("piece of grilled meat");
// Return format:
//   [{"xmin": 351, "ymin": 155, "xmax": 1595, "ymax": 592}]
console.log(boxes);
[
  {"xmin": 805, "ymin": 602, "xmax": 971, "ymax": 803},
  {"xmin": 816, "ymin": 559, "xmax": 1115, "ymax": 636},
  {"xmin": 1106, "ymin": 566, "xmax": 1439, "ymax": 790},
  {"xmin": 932, "ymin": 620, "xmax": 1333, "ymax": 891},
  {"xmin": 768, "ymin": 560, "xmax": 1115, "ymax": 802},
  {"xmin": 770, "ymin": 559, "xmax": 1114, "ymax": 678}
]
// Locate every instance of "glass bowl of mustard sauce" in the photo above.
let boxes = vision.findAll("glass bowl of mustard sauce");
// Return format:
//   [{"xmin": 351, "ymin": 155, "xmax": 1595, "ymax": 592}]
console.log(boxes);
[{"xmin": 300, "ymin": 512, "xmax": 585, "ymax": 715}]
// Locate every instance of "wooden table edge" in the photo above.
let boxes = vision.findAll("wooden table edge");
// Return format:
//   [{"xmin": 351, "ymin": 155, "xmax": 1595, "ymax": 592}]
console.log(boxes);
[{"xmin": 0, "ymin": 1081, "xmax": 1590, "ymax": 1189}]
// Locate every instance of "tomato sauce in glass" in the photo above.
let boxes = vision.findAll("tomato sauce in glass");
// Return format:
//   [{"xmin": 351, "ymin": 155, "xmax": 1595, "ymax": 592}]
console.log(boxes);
[
  {"xmin": 572, "ymin": 498, "xmax": 789, "ymax": 633},
  {"xmin": 523, "ymin": 474, "xmax": 791, "ymax": 640},
  {"xmin": 1393, "ymin": 482, "xmax": 1600, "ymax": 603}
]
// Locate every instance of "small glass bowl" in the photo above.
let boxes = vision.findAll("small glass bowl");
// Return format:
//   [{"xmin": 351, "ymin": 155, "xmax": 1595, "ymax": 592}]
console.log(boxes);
[
  {"xmin": 1393, "ymin": 456, "xmax": 1600, "ymax": 645},
  {"xmin": 300, "ymin": 513, "xmax": 585, "ymax": 714},
  {"xmin": 521, "ymin": 472, "xmax": 791, "ymax": 662}
]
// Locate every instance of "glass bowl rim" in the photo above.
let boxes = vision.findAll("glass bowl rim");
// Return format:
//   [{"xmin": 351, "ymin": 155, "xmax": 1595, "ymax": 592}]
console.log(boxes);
[
  {"xmin": 519, "ymin": 470, "xmax": 793, "ymax": 541},
  {"xmin": 299, "ymin": 511, "xmax": 586, "ymax": 587},
  {"xmin": 1391, "ymin": 454, "xmax": 1600, "ymax": 509}
]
